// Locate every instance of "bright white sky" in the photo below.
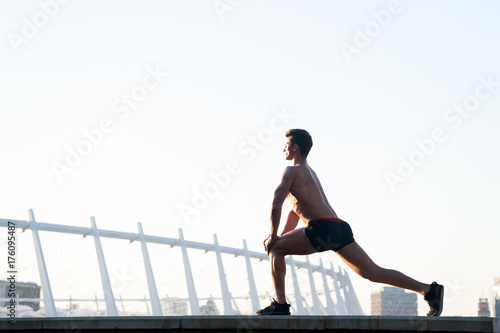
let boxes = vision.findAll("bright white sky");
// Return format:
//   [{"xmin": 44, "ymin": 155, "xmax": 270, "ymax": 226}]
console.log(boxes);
[{"xmin": 1, "ymin": 0, "xmax": 500, "ymax": 317}]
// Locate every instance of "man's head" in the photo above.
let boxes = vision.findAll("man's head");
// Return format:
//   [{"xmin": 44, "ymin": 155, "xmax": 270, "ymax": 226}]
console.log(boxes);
[{"xmin": 284, "ymin": 129, "xmax": 313, "ymax": 159}]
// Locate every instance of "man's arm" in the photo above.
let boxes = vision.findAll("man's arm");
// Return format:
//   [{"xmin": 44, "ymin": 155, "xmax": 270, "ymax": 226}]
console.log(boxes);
[
  {"xmin": 264, "ymin": 167, "xmax": 294, "ymax": 254},
  {"xmin": 270, "ymin": 167, "xmax": 294, "ymax": 236},
  {"xmin": 281, "ymin": 210, "xmax": 300, "ymax": 235}
]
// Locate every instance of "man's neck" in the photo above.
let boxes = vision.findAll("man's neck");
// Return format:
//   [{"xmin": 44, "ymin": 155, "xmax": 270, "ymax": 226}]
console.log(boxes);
[{"xmin": 292, "ymin": 155, "xmax": 307, "ymax": 166}]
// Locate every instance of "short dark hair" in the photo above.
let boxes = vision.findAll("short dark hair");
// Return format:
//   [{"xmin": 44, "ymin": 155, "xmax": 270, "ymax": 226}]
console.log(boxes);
[{"xmin": 285, "ymin": 129, "xmax": 313, "ymax": 157}]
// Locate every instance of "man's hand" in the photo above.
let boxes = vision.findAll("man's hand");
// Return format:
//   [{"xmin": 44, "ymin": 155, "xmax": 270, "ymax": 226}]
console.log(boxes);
[{"xmin": 263, "ymin": 234, "xmax": 279, "ymax": 255}]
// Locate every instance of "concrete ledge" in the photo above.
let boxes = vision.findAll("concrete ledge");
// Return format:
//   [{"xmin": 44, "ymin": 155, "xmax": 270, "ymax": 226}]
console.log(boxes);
[{"xmin": 0, "ymin": 316, "xmax": 498, "ymax": 332}]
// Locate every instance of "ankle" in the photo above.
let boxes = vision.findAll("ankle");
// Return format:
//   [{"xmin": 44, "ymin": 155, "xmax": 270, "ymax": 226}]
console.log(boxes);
[{"xmin": 421, "ymin": 284, "xmax": 431, "ymax": 296}]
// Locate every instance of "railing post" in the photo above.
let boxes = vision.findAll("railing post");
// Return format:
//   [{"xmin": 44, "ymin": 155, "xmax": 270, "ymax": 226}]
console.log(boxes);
[
  {"xmin": 306, "ymin": 257, "xmax": 323, "ymax": 314},
  {"xmin": 343, "ymin": 269, "xmax": 364, "ymax": 315},
  {"xmin": 178, "ymin": 228, "xmax": 200, "ymax": 315},
  {"xmin": 138, "ymin": 222, "xmax": 162, "ymax": 315},
  {"xmin": 213, "ymin": 234, "xmax": 234, "ymax": 315},
  {"xmin": 28, "ymin": 209, "xmax": 57, "ymax": 316},
  {"xmin": 289, "ymin": 256, "xmax": 305, "ymax": 314},
  {"xmin": 90, "ymin": 217, "xmax": 118, "ymax": 316},
  {"xmin": 320, "ymin": 258, "xmax": 336, "ymax": 314},
  {"xmin": 243, "ymin": 239, "xmax": 260, "ymax": 313},
  {"xmin": 331, "ymin": 263, "xmax": 346, "ymax": 314}
]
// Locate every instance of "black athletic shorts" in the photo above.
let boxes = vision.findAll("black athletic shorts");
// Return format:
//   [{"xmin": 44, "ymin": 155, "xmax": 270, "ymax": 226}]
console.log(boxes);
[{"xmin": 304, "ymin": 218, "xmax": 355, "ymax": 252}]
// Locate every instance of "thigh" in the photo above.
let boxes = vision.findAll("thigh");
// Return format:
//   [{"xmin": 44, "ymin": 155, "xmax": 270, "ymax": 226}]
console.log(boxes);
[
  {"xmin": 271, "ymin": 228, "xmax": 317, "ymax": 256},
  {"xmin": 336, "ymin": 242, "xmax": 380, "ymax": 276}
]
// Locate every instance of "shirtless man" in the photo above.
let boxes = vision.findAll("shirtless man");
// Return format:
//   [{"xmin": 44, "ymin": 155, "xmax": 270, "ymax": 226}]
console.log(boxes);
[{"xmin": 257, "ymin": 129, "xmax": 444, "ymax": 316}]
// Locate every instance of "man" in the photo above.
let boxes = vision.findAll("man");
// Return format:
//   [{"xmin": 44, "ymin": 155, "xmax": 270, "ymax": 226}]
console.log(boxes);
[{"xmin": 257, "ymin": 129, "xmax": 444, "ymax": 316}]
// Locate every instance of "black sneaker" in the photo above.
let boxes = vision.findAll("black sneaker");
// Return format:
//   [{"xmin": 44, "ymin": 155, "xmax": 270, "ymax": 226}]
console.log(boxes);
[
  {"xmin": 424, "ymin": 281, "xmax": 444, "ymax": 316},
  {"xmin": 256, "ymin": 299, "xmax": 291, "ymax": 315}
]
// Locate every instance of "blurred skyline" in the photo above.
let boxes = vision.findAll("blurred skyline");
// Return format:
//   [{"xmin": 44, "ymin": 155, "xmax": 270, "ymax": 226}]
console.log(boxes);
[{"xmin": 1, "ymin": 0, "xmax": 500, "ymax": 316}]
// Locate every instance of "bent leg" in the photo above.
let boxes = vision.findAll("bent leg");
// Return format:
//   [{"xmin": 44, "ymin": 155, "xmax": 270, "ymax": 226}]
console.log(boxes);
[
  {"xmin": 337, "ymin": 242, "xmax": 430, "ymax": 295},
  {"xmin": 269, "ymin": 228, "xmax": 316, "ymax": 303}
]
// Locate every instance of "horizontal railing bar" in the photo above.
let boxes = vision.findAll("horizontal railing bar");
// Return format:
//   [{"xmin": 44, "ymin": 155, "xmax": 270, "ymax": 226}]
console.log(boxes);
[{"xmin": 0, "ymin": 219, "xmax": 333, "ymax": 276}]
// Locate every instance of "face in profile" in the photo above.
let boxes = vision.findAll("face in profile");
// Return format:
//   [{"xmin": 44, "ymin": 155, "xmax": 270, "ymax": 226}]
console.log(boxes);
[{"xmin": 283, "ymin": 139, "xmax": 296, "ymax": 160}]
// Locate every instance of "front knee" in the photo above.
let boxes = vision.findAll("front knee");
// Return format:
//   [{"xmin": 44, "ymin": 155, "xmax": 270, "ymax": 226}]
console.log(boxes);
[
  {"xmin": 269, "ymin": 246, "xmax": 286, "ymax": 256},
  {"xmin": 270, "ymin": 243, "xmax": 290, "ymax": 258}
]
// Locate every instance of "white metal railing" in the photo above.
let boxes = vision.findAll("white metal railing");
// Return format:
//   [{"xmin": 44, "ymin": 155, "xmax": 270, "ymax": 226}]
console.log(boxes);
[{"xmin": 0, "ymin": 209, "xmax": 363, "ymax": 316}]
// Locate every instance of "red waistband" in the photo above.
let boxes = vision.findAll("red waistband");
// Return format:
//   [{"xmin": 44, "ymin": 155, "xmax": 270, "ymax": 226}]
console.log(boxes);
[{"xmin": 317, "ymin": 217, "xmax": 343, "ymax": 223}]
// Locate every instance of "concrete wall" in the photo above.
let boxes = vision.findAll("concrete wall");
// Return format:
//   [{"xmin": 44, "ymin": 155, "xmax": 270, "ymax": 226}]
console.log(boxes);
[{"xmin": 0, "ymin": 316, "xmax": 499, "ymax": 332}]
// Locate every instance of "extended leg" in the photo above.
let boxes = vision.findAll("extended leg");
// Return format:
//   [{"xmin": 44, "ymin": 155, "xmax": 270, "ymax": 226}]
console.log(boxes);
[
  {"xmin": 337, "ymin": 241, "xmax": 444, "ymax": 316},
  {"xmin": 337, "ymin": 242, "xmax": 429, "ymax": 295}
]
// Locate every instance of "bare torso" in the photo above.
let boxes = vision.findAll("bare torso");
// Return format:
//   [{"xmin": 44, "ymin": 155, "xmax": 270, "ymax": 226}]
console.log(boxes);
[{"xmin": 286, "ymin": 164, "xmax": 338, "ymax": 224}]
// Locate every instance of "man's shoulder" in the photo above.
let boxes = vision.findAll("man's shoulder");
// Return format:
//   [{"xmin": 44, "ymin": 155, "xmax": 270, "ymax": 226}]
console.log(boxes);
[
  {"xmin": 283, "ymin": 165, "xmax": 300, "ymax": 172},
  {"xmin": 282, "ymin": 165, "xmax": 308, "ymax": 176}
]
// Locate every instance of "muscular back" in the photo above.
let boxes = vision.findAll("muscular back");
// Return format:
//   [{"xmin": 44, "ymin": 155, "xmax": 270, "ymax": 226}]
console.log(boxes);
[{"xmin": 286, "ymin": 164, "xmax": 338, "ymax": 224}]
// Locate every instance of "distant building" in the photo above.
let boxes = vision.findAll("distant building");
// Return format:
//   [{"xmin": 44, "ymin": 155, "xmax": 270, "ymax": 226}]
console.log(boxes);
[
  {"xmin": 0, "ymin": 280, "xmax": 41, "ymax": 311},
  {"xmin": 371, "ymin": 287, "xmax": 417, "ymax": 316},
  {"xmin": 478, "ymin": 298, "xmax": 490, "ymax": 317},
  {"xmin": 494, "ymin": 277, "xmax": 500, "ymax": 318},
  {"xmin": 200, "ymin": 299, "xmax": 219, "ymax": 315},
  {"xmin": 162, "ymin": 300, "xmax": 188, "ymax": 315}
]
